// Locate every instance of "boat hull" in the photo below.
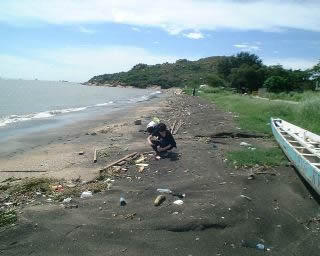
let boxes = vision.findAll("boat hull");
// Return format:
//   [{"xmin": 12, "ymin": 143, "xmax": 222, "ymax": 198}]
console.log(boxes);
[{"xmin": 271, "ymin": 119, "xmax": 320, "ymax": 195}]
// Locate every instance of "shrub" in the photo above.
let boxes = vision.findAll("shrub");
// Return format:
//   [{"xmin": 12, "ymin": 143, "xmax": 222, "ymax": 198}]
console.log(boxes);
[{"xmin": 264, "ymin": 76, "xmax": 289, "ymax": 93}]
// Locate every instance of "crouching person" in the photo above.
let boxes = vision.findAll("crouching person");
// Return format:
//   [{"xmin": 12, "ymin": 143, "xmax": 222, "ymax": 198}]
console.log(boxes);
[{"xmin": 147, "ymin": 123, "xmax": 176, "ymax": 157}]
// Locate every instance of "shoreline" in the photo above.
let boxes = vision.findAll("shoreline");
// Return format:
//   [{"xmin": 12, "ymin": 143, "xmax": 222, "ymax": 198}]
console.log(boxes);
[{"xmin": 0, "ymin": 95, "xmax": 166, "ymax": 182}]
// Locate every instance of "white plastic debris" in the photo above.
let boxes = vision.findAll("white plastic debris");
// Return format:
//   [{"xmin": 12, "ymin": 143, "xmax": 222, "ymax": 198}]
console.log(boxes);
[
  {"xmin": 63, "ymin": 197, "xmax": 72, "ymax": 203},
  {"xmin": 173, "ymin": 200, "xmax": 184, "ymax": 205},
  {"xmin": 240, "ymin": 142, "xmax": 252, "ymax": 146},
  {"xmin": 80, "ymin": 191, "xmax": 93, "ymax": 198},
  {"xmin": 157, "ymin": 189, "xmax": 172, "ymax": 194}
]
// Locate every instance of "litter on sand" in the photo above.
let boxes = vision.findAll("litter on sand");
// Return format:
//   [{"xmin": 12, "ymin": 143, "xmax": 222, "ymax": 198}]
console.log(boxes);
[
  {"xmin": 80, "ymin": 191, "xmax": 93, "ymax": 198},
  {"xmin": 173, "ymin": 200, "xmax": 184, "ymax": 205}
]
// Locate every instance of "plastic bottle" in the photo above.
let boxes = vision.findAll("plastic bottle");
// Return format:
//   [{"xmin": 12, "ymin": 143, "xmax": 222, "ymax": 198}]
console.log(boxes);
[
  {"xmin": 157, "ymin": 189, "xmax": 172, "ymax": 194},
  {"xmin": 120, "ymin": 197, "xmax": 126, "ymax": 206},
  {"xmin": 241, "ymin": 240, "xmax": 269, "ymax": 251},
  {"xmin": 256, "ymin": 244, "xmax": 265, "ymax": 250}
]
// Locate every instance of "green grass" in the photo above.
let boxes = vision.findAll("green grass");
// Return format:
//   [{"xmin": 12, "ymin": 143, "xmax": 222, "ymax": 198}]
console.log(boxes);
[
  {"xmin": 260, "ymin": 91, "xmax": 320, "ymax": 102},
  {"xmin": 0, "ymin": 210, "xmax": 17, "ymax": 227},
  {"xmin": 227, "ymin": 147, "xmax": 288, "ymax": 167},
  {"xmin": 199, "ymin": 90, "xmax": 320, "ymax": 135},
  {"xmin": 199, "ymin": 89, "xmax": 320, "ymax": 166}
]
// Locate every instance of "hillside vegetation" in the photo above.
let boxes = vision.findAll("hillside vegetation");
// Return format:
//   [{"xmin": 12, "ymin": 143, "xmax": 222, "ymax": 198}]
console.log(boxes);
[
  {"xmin": 88, "ymin": 52, "xmax": 320, "ymax": 93},
  {"xmin": 88, "ymin": 56, "xmax": 224, "ymax": 89}
]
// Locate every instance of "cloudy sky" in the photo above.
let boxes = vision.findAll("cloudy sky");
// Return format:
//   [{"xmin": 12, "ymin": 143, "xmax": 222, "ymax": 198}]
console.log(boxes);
[{"xmin": 0, "ymin": 0, "xmax": 319, "ymax": 82}]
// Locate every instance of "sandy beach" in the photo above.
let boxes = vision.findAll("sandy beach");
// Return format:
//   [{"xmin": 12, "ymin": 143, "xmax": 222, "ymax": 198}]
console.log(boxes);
[{"xmin": 1, "ymin": 91, "xmax": 320, "ymax": 255}]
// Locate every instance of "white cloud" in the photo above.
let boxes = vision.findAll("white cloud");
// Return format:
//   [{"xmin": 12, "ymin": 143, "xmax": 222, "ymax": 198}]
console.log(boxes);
[
  {"xmin": 0, "ymin": 0, "xmax": 319, "ymax": 34},
  {"xmin": 264, "ymin": 58, "xmax": 318, "ymax": 70},
  {"xmin": 183, "ymin": 32, "xmax": 204, "ymax": 40},
  {"xmin": 132, "ymin": 27, "xmax": 141, "ymax": 32},
  {"xmin": 234, "ymin": 43, "xmax": 260, "ymax": 51},
  {"xmin": 0, "ymin": 46, "xmax": 182, "ymax": 82}
]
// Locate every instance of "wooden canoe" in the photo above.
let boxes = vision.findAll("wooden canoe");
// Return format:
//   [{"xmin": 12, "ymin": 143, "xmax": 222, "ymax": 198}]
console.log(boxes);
[{"xmin": 271, "ymin": 118, "xmax": 320, "ymax": 195}]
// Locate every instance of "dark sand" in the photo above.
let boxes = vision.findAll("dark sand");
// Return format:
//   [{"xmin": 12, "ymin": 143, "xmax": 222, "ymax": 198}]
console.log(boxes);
[{"xmin": 1, "ymin": 92, "xmax": 320, "ymax": 255}]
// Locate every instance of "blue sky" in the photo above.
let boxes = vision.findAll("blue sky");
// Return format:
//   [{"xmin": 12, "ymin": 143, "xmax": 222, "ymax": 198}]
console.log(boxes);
[{"xmin": 0, "ymin": 0, "xmax": 319, "ymax": 82}]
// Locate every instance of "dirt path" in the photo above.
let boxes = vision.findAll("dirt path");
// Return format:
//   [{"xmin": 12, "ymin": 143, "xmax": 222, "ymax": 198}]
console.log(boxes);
[{"xmin": 1, "ymin": 93, "xmax": 319, "ymax": 255}]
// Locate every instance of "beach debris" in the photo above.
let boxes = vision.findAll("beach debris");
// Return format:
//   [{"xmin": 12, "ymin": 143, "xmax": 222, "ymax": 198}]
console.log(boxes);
[
  {"xmin": 173, "ymin": 120, "xmax": 183, "ymax": 135},
  {"xmin": 63, "ymin": 197, "xmax": 72, "ymax": 203},
  {"xmin": 78, "ymin": 151, "xmax": 84, "ymax": 155},
  {"xmin": 170, "ymin": 120, "xmax": 177, "ymax": 133},
  {"xmin": 100, "ymin": 152, "xmax": 137, "ymax": 173},
  {"xmin": 135, "ymin": 155, "xmax": 145, "ymax": 164},
  {"xmin": 248, "ymin": 174, "xmax": 255, "ymax": 180},
  {"xmin": 240, "ymin": 142, "xmax": 252, "ymax": 147},
  {"xmin": 219, "ymin": 182, "xmax": 227, "ymax": 185},
  {"xmin": 241, "ymin": 240, "xmax": 270, "ymax": 251},
  {"xmin": 157, "ymin": 188, "xmax": 172, "ymax": 194},
  {"xmin": 136, "ymin": 163, "xmax": 149, "ymax": 167},
  {"xmin": 174, "ymin": 89, "xmax": 183, "ymax": 95},
  {"xmin": 80, "ymin": 191, "xmax": 93, "ymax": 199},
  {"xmin": 240, "ymin": 194, "xmax": 252, "ymax": 201},
  {"xmin": 138, "ymin": 166, "xmax": 145, "ymax": 173},
  {"xmin": 154, "ymin": 195, "xmax": 166, "ymax": 206},
  {"xmin": 172, "ymin": 192, "xmax": 186, "ymax": 199},
  {"xmin": 93, "ymin": 149, "xmax": 98, "ymax": 163},
  {"xmin": 51, "ymin": 184, "xmax": 64, "ymax": 192},
  {"xmin": 120, "ymin": 197, "xmax": 127, "ymax": 206},
  {"xmin": 173, "ymin": 200, "xmax": 184, "ymax": 205},
  {"xmin": 62, "ymin": 197, "xmax": 73, "ymax": 203},
  {"xmin": 134, "ymin": 119, "xmax": 142, "ymax": 125},
  {"xmin": 124, "ymin": 213, "xmax": 136, "ymax": 219},
  {"xmin": 65, "ymin": 204, "xmax": 78, "ymax": 209}
]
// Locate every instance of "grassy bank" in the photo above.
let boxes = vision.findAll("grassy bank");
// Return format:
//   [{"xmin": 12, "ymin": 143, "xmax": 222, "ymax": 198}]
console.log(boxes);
[
  {"xmin": 193, "ymin": 88, "xmax": 320, "ymax": 167},
  {"xmin": 198, "ymin": 88, "xmax": 320, "ymax": 135},
  {"xmin": 259, "ymin": 91, "xmax": 320, "ymax": 102}
]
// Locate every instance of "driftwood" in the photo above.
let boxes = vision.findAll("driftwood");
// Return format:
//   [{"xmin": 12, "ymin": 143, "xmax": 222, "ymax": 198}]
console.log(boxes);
[
  {"xmin": 93, "ymin": 149, "xmax": 98, "ymax": 163},
  {"xmin": 195, "ymin": 132, "xmax": 267, "ymax": 139},
  {"xmin": 0, "ymin": 170, "xmax": 47, "ymax": 173},
  {"xmin": 173, "ymin": 120, "xmax": 183, "ymax": 135},
  {"xmin": 100, "ymin": 152, "xmax": 137, "ymax": 173},
  {"xmin": 170, "ymin": 120, "xmax": 177, "ymax": 133}
]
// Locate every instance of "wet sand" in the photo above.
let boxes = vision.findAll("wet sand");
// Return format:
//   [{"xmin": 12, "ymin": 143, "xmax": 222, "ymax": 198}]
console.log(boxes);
[{"xmin": 1, "ymin": 92, "xmax": 320, "ymax": 255}]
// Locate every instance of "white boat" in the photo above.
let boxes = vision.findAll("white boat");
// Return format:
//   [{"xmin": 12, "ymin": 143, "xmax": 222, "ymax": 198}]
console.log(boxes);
[{"xmin": 271, "ymin": 118, "xmax": 320, "ymax": 195}]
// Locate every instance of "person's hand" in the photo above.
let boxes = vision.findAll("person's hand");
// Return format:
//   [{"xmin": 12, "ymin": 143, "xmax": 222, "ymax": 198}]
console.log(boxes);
[{"xmin": 157, "ymin": 146, "xmax": 162, "ymax": 152}]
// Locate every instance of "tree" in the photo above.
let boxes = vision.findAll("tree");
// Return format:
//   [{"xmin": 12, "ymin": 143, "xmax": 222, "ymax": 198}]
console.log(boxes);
[
  {"xmin": 263, "ymin": 76, "xmax": 289, "ymax": 93},
  {"xmin": 229, "ymin": 64, "xmax": 266, "ymax": 92},
  {"xmin": 206, "ymin": 74, "xmax": 225, "ymax": 87},
  {"xmin": 234, "ymin": 52, "xmax": 263, "ymax": 67}
]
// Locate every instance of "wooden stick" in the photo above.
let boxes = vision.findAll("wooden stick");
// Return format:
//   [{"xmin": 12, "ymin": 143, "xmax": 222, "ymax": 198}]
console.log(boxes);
[
  {"xmin": 170, "ymin": 120, "xmax": 177, "ymax": 133},
  {"xmin": 0, "ymin": 170, "xmax": 47, "ymax": 173},
  {"xmin": 100, "ymin": 152, "xmax": 137, "ymax": 173},
  {"xmin": 173, "ymin": 120, "xmax": 183, "ymax": 135},
  {"xmin": 93, "ymin": 149, "xmax": 98, "ymax": 163}
]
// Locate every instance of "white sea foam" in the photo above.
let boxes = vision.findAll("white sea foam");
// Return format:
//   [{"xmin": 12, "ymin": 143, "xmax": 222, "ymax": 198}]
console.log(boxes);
[
  {"xmin": 95, "ymin": 101, "xmax": 114, "ymax": 107},
  {"xmin": 0, "ymin": 90, "xmax": 161, "ymax": 128},
  {"xmin": 0, "ymin": 106, "xmax": 88, "ymax": 127}
]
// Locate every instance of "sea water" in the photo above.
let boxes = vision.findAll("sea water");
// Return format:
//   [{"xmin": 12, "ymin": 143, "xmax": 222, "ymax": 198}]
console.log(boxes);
[{"xmin": 0, "ymin": 79, "xmax": 161, "ymax": 141}]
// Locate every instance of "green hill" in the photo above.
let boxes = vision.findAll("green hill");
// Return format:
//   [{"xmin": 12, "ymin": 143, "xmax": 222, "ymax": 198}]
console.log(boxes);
[{"xmin": 87, "ymin": 56, "xmax": 224, "ymax": 89}]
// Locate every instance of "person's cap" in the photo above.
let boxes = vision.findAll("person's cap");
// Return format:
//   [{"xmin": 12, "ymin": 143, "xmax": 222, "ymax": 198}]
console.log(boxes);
[{"xmin": 147, "ymin": 121, "xmax": 156, "ymax": 128}]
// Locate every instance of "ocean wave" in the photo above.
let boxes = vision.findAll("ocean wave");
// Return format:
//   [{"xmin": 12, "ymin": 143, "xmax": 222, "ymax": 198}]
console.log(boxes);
[
  {"xmin": 0, "ymin": 106, "xmax": 88, "ymax": 127},
  {"xmin": 0, "ymin": 90, "xmax": 162, "ymax": 128},
  {"xmin": 95, "ymin": 101, "xmax": 114, "ymax": 107}
]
